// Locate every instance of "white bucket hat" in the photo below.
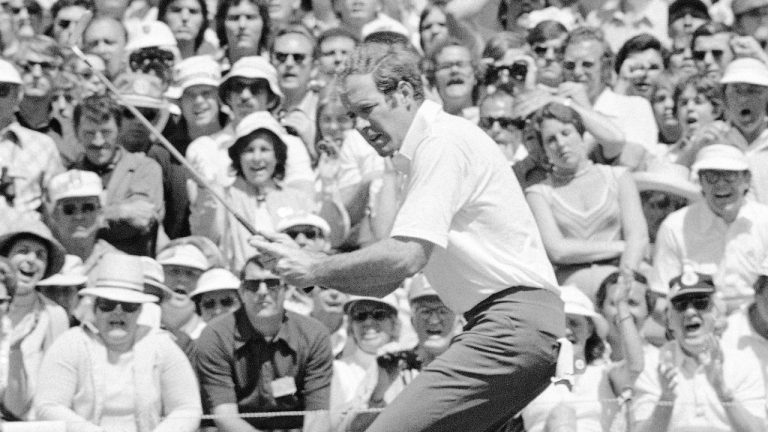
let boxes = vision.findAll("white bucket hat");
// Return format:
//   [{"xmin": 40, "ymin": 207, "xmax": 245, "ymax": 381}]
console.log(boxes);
[
  {"xmin": 343, "ymin": 293, "xmax": 400, "ymax": 315},
  {"xmin": 190, "ymin": 267, "xmax": 240, "ymax": 299},
  {"xmin": 275, "ymin": 212, "xmax": 331, "ymax": 238},
  {"xmin": 219, "ymin": 56, "xmax": 283, "ymax": 109},
  {"xmin": 633, "ymin": 162, "xmax": 701, "ymax": 202},
  {"xmin": 167, "ymin": 55, "xmax": 221, "ymax": 99},
  {"xmin": 720, "ymin": 58, "xmax": 768, "ymax": 87},
  {"xmin": 80, "ymin": 253, "xmax": 158, "ymax": 303},
  {"xmin": 0, "ymin": 59, "xmax": 22, "ymax": 85},
  {"xmin": 37, "ymin": 254, "xmax": 88, "ymax": 287},
  {"xmin": 692, "ymin": 144, "xmax": 750, "ymax": 173},
  {"xmin": 156, "ymin": 244, "xmax": 209, "ymax": 272},
  {"xmin": 560, "ymin": 285, "xmax": 609, "ymax": 340}
]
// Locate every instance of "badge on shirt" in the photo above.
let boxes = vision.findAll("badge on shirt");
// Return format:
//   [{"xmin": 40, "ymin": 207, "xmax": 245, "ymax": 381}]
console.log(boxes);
[{"xmin": 270, "ymin": 376, "xmax": 297, "ymax": 398}]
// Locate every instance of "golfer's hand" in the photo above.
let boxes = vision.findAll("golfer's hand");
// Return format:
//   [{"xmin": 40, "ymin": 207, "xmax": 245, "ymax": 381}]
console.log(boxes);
[{"xmin": 249, "ymin": 233, "xmax": 319, "ymax": 289}]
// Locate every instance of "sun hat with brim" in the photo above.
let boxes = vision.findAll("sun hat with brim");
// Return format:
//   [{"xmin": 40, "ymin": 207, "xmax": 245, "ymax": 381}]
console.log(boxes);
[
  {"xmin": 720, "ymin": 58, "xmax": 768, "ymax": 87},
  {"xmin": 633, "ymin": 162, "xmax": 701, "ymax": 203},
  {"xmin": 156, "ymin": 243, "xmax": 209, "ymax": 272},
  {"xmin": 80, "ymin": 253, "xmax": 158, "ymax": 303},
  {"xmin": 668, "ymin": 270, "xmax": 715, "ymax": 301},
  {"xmin": 219, "ymin": 56, "xmax": 283, "ymax": 109},
  {"xmin": 0, "ymin": 217, "xmax": 66, "ymax": 278},
  {"xmin": 275, "ymin": 212, "xmax": 331, "ymax": 239},
  {"xmin": 190, "ymin": 267, "xmax": 240, "ymax": 299},
  {"xmin": 140, "ymin": 256, "xmax": 174, "ymax": 300},
  {"xmin": 0, "ymin": 59, "xmax": 22, "ymax": 85},
  {"xmin": 166, "ymin": 55, "xmax": 221, "ymax": 99},
  {"xmin": 343, "ymin": 293, "xmax": 399, "ymax": 315},
  {"xmin": 407, "ymin": 273, "xmax": 441, "ymax": 303},
  {"xmin": 560, "ymin": 285, "xmax": 609, "ymax": 340},
  {"xmin": 229, "ymin": 111, "xmax": 288, "ymax": 164},
  {"xmin": 691, "ymin": 144, "xmax": 750, "ymax": 174},
  {"xmin": 37, "ymin": 254, "xmax": 88, "ymax": 287},
  {"xmin": 732, "ymin": 0, "xmax": 768, "ymax": 15}
]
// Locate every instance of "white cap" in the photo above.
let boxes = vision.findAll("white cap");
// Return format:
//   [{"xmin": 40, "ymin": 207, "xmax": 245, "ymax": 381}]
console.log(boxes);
[
  {"xmin": 720, "ymin": 58, "xmax": 768, "ymax": 87},
  {"xmin": 220, "ymin": 56, "xmax": 283, "ymax": 109},
  {"xmin": 343, "ymin": 293, "xmax": 399, "ymax": 315},
  {"xmin": 37, "ymin": 254, "xmax": 88, "ymax": 287},
  {"xmin": 692, "ymin": 144, "xmax": 750, "ymax": 173},
  {"xmin": 190, "ymin": 268, "xmax": 240, "ymax": 298},
  {"xmin": 275, "ymin": 212, "xmax": 331, "ymax": 238},
  {"xmin": 46, "ymin": 170, "xmax": 103, "ymax": 204},
  {"xmin": 125, "ymin": 21, "xmax": 180, "ymax": 57},
  {"xmin": 0, "ymin": 59, "xmax": 22, "ymax": 85},
  {"xmin": 169, "ymin": 55, "xmax": 221, "ymax": 98},
  {"xmin": 156, "ymin": 244, "xmax": 209, "ymax": 271},
  {"xmin": 560, "ymin": 285, "xmax": 608, "ymax": 340}
]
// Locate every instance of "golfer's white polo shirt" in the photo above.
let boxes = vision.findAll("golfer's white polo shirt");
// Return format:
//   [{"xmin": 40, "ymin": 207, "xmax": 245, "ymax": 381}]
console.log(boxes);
[{"xmin": 390, "ymin": 101, "xmax": 558, "ymax": 313}]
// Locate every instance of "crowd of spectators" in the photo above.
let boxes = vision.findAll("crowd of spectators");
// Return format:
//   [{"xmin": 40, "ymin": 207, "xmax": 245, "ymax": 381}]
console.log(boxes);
[{"xmin": 2, "ymin": 0, "xmax": 768, "ymax": 430}]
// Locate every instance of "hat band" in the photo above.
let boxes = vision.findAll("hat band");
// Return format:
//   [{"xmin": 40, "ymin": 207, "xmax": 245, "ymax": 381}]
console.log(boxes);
[{"xmin": 95, "ymin": 278, "xmax": 144, "ymax": 292}]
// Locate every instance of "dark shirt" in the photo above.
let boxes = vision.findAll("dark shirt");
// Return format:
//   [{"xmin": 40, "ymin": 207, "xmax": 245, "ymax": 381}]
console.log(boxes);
[
  {"xmin": 148, "ymin": 142, "xmax": 191, "ymax": 239},
  {"xmin": 195, "ymin": 308, "xmax": 333, "ymax": 430}
]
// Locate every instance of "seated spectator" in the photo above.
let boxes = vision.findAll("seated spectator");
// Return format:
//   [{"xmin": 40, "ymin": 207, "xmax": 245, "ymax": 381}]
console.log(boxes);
[
  {"xmin": 157, "ymin": 242, "xmax": 209, "ymax": 339},
  {"xmin": 654, "ymin": 144, "xmax": 768, "ymax": 310},
  {"xmin": 521, "ymin": 284, "xmax": 642, "ymax": 432},
  {"xmin": 478, "ymin": 90, "xmax": 528, "ymax": 165},
  {"xmin": 191, "ymin": 111, "xmax": 315, "ymax": 272},
  {"xmin": 316, "ymin": 27, "xmax": 358, "ymax": 80},
  {"xmin": 35, "ymin": 253, "xmax": 202, "ymax": 432},
  {"xmin": 426, "ymin": 38, "xmax": 478, "ymax": 120},
  {"xmin": 527, "ymin": 19, "xmax": 568, "ymax": 89},
  {"xmin": 214, "ymin": 0, "xmax": 270, "ymax": 64},
  {"xmin": 36, "ymin": 255, "xmax": 88, "ymax": 326},
  {"xmin": 632, "ymin": 271, "xmax": 766, "ymax": 432},
  {"xmin": 158, "ymin": 0, "xmax": 217, "ymax": 59},
  {"xmin": 334, "ymin": 0, "xmax": 409, "ymax": 39},
  {"xmin": 417, "ymin": 5, "xmax": 450, "ymax": 57},
  {"xmin": 667, "ymin": 35, "xmax": 698, "ymax": 82},
  {"xmin": 195, "ymin": 256, "xmax": 333, "ymax": 432},
  {"xmin": 0, "ymin": 58, "xmax": 64, "ymax": 216},
  {"xmin": 82, "ymin": 17, "xmax": 128, "ymax": 80},
  {"xmin": 650, "ymin": 74, "xmax": 682, "ymax": 146},
  {"xmin": 62, "ymin": 53, "xmax": 107, "ymax": 101},
  {"xmin": 71, "ymin": 95, "xmax": 164, "ymax": 257},
  {"xmin": 124, "ymin": 22, "xmax": 181, "ymax": 92},
  {"xmin": 113, "ymin": 73, "xmax": 171, "ymax": 154},
  {"xmin": 614, "ymin": 33, "xmax": 667, "ymax": 101},
  {"xmin": 336, "ymin": 275, "xmax": 460, "ymax": 432},
  {"xmin": 690, "ymin": 22, "xmax": 734, "ymax": 81},
  {"xmin": 0, "ymin": 218, "xmax": 69, "ymax": 419},
  {"xmin": 189, "ymin": 267, "xmax": 241, "ymax": 323},
  {"xmin": 525, "ymin": 102, "xmax": 648, "ymax": 299},
  {"xmin": 667, "ymin": 73, "xmax": 723, "ymax": 163}
]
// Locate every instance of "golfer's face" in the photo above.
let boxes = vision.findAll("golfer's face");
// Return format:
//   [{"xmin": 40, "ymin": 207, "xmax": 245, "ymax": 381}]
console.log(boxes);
[
  {"xmin": 78, "ymin": 116, "xmax": 119, "ymax": 167},
  {"xmin": 343, "ymin": 73, "xmax": 403, "ymax": 157}
]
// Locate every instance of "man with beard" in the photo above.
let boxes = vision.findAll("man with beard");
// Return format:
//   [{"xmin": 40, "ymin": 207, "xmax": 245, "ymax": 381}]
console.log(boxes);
[
  {"xmin": 71, "ymin": 94, "xmax": 163, "ymax": 256},
  {"xmin": 655, "ymin": 145, "xmax": 768, "ymax": 312}
]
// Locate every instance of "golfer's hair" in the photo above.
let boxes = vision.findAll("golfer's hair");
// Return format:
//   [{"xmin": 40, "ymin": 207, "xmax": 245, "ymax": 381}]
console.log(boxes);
[
  {"xmin": 73, "ymin": 94, "xmax": 122, "ymax": 132},
  {"xmin": 338, "ymin": 43, "xmax": 425, "ymax": 103}
]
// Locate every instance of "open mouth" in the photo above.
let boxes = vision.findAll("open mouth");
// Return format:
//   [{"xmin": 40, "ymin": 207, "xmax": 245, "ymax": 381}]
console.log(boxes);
[
  {"xmin": 447, "ymin": 77, "xmax": 465, "ymax": 86},
  {"xmin": 739, "ymin": 108, "xmax": 755, "ymax": 123},
  {"xmin": 425, "ymin": 328, "xmax": 444, "ymax": 337},
  {"xmin": 683, "ymin": 320, "xmax": 702, "ymax": 335}
]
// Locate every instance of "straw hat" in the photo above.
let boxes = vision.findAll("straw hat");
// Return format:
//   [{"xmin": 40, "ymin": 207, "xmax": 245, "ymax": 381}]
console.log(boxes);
[
  {"xmin": 633, "ymin": 162, "xmax": 701, "ymax": 202},
  {"xmin": 0, "ymin": 217, "xmax": 67, "ymax": 278},
  {"xmin": 560, "ymin": 285, "xmax": 609, "ymax": 339},
  {"xmin": 80, "ymin": 253, "xmax": 158, "ymax": 303},
  {"xmin": 190, "ymin": 268, "xmax": 240, "ymax": 299},
  {"xmin": 37, "ymin": 254, "xmax": 88, "ymax": 287}
]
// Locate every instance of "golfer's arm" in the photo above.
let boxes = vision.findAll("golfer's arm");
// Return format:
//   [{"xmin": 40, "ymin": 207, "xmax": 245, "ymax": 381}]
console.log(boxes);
[{"xmin": 311, "ymin": 237, "xmax": 432, "ymax": 296}]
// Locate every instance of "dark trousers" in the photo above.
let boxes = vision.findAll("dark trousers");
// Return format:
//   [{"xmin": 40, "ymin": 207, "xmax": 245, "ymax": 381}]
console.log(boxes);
[{"xmin": 365, "ymin": 286, "xmax": 565, "ymax": 432}]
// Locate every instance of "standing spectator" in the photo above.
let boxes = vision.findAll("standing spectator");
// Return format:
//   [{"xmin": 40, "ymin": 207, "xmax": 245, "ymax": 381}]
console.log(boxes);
[
  {"xmin": 195, "ymin": 256, "xmax": 333, "ymax": 432},
  {"xmin": 669, "ymin": 73, "xmax": 723, "ymax": 163},
  {"xmin": 655, "ymin": 144, "xmax": 768, "ymax": 310},
  {"xmin": 334, "ymin": 0, "xmax": 408, "ymax": 40},
  {"xmin": 214, "ymin": 0, "xmax": 270, "ymax": 65},
  {"xmin": 156, "ymin": 242, "xmax": 209, "ymax": 339},
  {"xmin": 0, "ymin": 58, "xmax": 64, "ymax": 216},
  {"xmin": 35, "ymin": 253, "xmax": 202, "ymax": 432},
  {"xmin": 690, "ymin": 22, "xmax": 734, "ymax": 81},
  {"xmin": 650, "ymin": 74, "xmax": 682, "ymax": 146},
  {"xmin": 427, "ymin": 38, "xmax": 478, "ymax": 121},
  {"xmin": 480, "ymin": 31, "xmax": 537, "ymax": 96},
  {"xmin": 632, "ymin": 271, "xmax": 766, "ymax": 432},
  {"xmin": 527, "ymin": 20, "xmax": 568, "ymax": 89},
  {"xmin": 417, "ymin": 5, "xmax": 449, "ymax": 56},
  {"xmin": 71, "ymin": 94, "xmax": 164, "ymax": 257},
  {"xmin": 82, "ymin": 17, "xmax": 128, "ymax": 80},
  {"xmin": 668, "ymin": 0, "xmax": 710, "ymax": 41},
  {"xmin": 585, "ymin": 0, "xmax": 670, "ymax": 53},
  {"xmin": 614, "ymin": 33, "xmax": 666, "ymax": 100},
  {"xmin": 189, "ymin": 267, "xmax": 241, "ymax": 323},
  {"xmin": 158, "ymin": 0, "xmax": 215, "ymax": 59},
  {"xmin": 316, "ymin": 27, "xmax": 358, "ymax": 78}
]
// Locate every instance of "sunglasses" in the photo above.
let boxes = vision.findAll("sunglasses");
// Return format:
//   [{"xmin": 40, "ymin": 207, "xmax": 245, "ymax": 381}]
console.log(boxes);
[
  {"xmin": 122, "ymin": 107, "xmax": 159, "ymax": 123},
  {"xmin": 351, "ymin": 308, "xmax": 391, "ymax": 322},
  {"xmin": 532, "ymin": 44, "xmax": 563, "ymax": 59},
  {"xmin": 273, "ymin": 51, "xmax": 308, "ymax": 64},
  {"xmin": 692, "ymin": 49, "xmax": 724, "ymax": 62},
  {"xmin": 241, "ymin": 278, "xmax": 282, "ymax": 293},
  {"xmin": 17, "ymin": 60, "xmax": 58, "ymax": 74},
  {"xmin": 436, "ymin": 60, "xmax": 472, "ymax": 72},
  {"xmin": 0, "ymin": 83, "xmax": 15, "ymax": 98},
  {"xmin": 228, "ymin": 78, "xmax": 269, "ymax": 95},
  {"xmin": 61, "ymin": 202, "xmax": 99, "ymax": 216},
  {"xmin": 671, "ymin": 295, "xmax": 712, "ymax": 312},
  {"xmin": 699, "ymin": 170, "xmax": 743, "ymax": 185},
  {"xmin": 562, "ymin": 60, "xmax": 595, "ymax": 71},
  {"xmin": 285, "ymin": 227, "xmax": 323, "ymax": 240},
  {"xmin": 56, "ymin": 18, "xmax": 73, "ymax": 28},
  {"xmin": 479, "ymin": 116, "xmax": 524, "ymax": 130},
  {"xmin": 201, "ymin": 296, "xmax": 237, "ymax": 310},
  {"xmin": 95, "ymin": 298, "xmax": 142, "ymax": 313}
]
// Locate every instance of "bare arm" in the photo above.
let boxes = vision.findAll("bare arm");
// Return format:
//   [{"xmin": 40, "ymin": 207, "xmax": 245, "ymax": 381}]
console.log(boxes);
[
  {"xmin": 566, "ymin": 101, "xmax": 625, "ymax": 160},
  {"xmin": 212, "ymin": 404, "xmax": 261, "ymax": 432},
  {"xmin": 616, "ymin": 171, "xmax": 649, "ymax": 272}
]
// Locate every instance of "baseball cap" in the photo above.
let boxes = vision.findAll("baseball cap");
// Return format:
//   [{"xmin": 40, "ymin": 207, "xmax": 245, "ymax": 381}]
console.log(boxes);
[
  {"xmin": 219, "ymin": 56, "xmax": 283, "ymax": 109},
  {"xmin": 156, "ymin": 244, "xmax": 209, "ymax": 271},
  {"xmin": 276, "ymin": 212, "xmax": 331, "ymax": 238},
  {"xmin": 720, "ymin": 58, "xmax": 768, "ymax": 87},
  {"xmin": 46, "ymin": 170, "xmax": 103, "ymax": 204},
  {"xmin": 668, "ymin": 270, "xmax": 715, "ymax": 300},
  {"xmin": 114, "ymin": 73, "xmax": 168, "ymax": 109},
  {"xmin": 669, "ymin": 0, "xmax": 710, "ymax": 24},
  {"xmin": 732, "ymin": 0, "xmax": 768, "ymax": 15},
  {"xmin": 691, "ymin": 144, "xmax": 750, "ymax": 173},
  {"xmin": 0, "ymin": 59, "xmax": 22, "ymax": 85}
]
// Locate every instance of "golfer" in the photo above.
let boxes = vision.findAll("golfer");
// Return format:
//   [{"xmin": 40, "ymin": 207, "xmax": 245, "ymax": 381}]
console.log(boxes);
[{"xmin": 250, "ymin": 43, "xmax": 565, "ymax": 432}]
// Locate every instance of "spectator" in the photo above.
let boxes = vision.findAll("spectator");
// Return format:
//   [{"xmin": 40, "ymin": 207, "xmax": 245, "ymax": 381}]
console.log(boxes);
[
  {"xmin": 632, "ymin": 271, "xmax": 766, "ymax": 432},
  {"xmin": 427, "ymin": 38, "xmax": 478, "ymax": 120},
  {"xmin": 62, "ymin": 53, "xmax": 107, "ymax": 100},
  {"xmin": 690, "ymin": 22, "xmax": 734, "ymax": 81},
  {"xmin": 316, "ymin": 27, "xmax": 358, "ymax": 78},
  {"xmin": 334, "ymin": 0, "xmax": 408, "ymax": 40},
  {"xmin": 668, "ymin": 0, "xmax": 710, "ymax": 41},
  {"xmin": 650, "ymin": 74, "xmax": 682, "ymax": 146},
  {"xmin": 158, "ymin": 0, "xmax": 215, "ymax": 59},
  {"xmin": 478, "ymin": 90, "xmax": 528, "ymax": 165},
  {"xmin": 614, "ymin": 33, "xmax": 666, "ymax": 100},
  {"xmin": 480, "ymin": 31, "xmax": 537, "ymax": 96},
  {"xmin": 667, "ymin": 35, "xmax": 698, "ymax": 81},
  {"xmin": 71, "ymin": 94, "xmax": 164, "ymax": 257},
  {"xmin": 48, "ymin": 0, "xmax": 95, "ymax": 46},
  {"xmin": 585, "ymin": 0, "xmax": 670, "ymax": 53},
  {"xmin": 732, "ymin": 0, "xmax": 768, "ymax": 49},
  {"xmin": 82, "ymin": 16, "xmax": 128, "ymax": 80},
  {"xmin": 124, "ymin": 21, "xmax": 181, "ymax": 89},
  {"xmin": 189, "ymin": 267, "xmax": 241, "ymax": 322},
  {"xmin": 195, "ymin": 256, "xmax": 333, "ymax": 432},
  {"xmin": 35, "ymin": 253, "xmax": 202, "ymax": 432},
  {"xmin": 527, "ymin": 19, "xmax": 568, "ymax": 89},
  {"xmin": 36, "ymin": 255, "xmax": 87, "ymax": 326},
  {"xmin": 114, "ymin": 73, "xmax": 171, "ymax": 154},
  {"xmin": 525, "ymin": 102, "xmax": 648, "ymax": 299},
  {"xmin": 190, "ymin": 111, "xmax": 315, "ymax": 272},
  {"xmin": 214, "ymin": 0, "xmax": 270, "ymax": 64},
  {"xmin": 0, "ymin": 218, "xmax": 68, "ymax": 419},
  {"xmin": 0, "ymin": 58, "xmax": 64, "ymax": 215},
  {"xmin": 655, "ymin": 144, "xmax": 768, "ymax": 311},
  {"xmin": 156, "ymin": 242, "xmax": 209, "ymax": 339},
  {"xmin": 669, "ymin": 73, "xmax": 724, "ymax": 163},
  {"xmin": 0, "ymin": 257, "xmax": 17, "ymax": 416}
]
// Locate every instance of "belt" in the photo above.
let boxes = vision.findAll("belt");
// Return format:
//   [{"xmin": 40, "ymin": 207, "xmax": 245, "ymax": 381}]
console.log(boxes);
[{"xmin": 463, "ymin": 285, "xmax": 537, "ymax": 323}]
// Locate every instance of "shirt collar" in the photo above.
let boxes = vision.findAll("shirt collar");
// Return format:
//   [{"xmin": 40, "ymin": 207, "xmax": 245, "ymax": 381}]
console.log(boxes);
[
  {"xmin": 80, "ymin": 146, "xmax": 123, "ymax": 175},
  {"xmin": 0, "ymin": 122, "xmax": 22, "ymax": 147},
  {"xmin": 233, "ymin": 307, "xmax": 299, "ymax": 353},
  {"xmin": 392, "ymin": 100, "xmax": 442, "ymax": 175}
]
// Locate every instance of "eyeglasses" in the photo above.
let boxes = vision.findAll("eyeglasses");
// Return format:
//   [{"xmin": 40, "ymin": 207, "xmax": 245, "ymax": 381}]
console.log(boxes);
[
  {"xmin": 273, "ymin": 51, "xmax": 308, "ymax": 65},
  {"xmin": 415, "ymin": 306, "xmax": 452, "ymax": 319},
  {"xmin": 699, "ymin": 170, "xmax": 743, "ymax": 185},
  {"xmin": 436, "ymin": 60, "xmax": 472, "ymax": 72},
  {"xmin": 479, "ymin": 116, "xmax": 524, "ymax": 130},
  {"xmin": 562, "ymin": 60, "xmax": 596, "ymax": 71},
  {"xmin": 692, "ymin": 49, "xmax": 725, "ymax": 62},
  {"xmin": 351, "ymin": 308, "xmax": 391, "ymax": 322},
  {"xmin": 0, "ymin": 83, "xmax": 15, "ymax": 98},
  {"xmin": 532, "ymin": 44, "xmax": 563, "ymax": 59},
  {"xmin": 671, "ymin": 295, "xmax": 712, "ymax": 312},
  {"xmin": 201, "ymin": 296, "xmax": 237, "ymax": 310},
  {"xmin": 241, "ymin": 278, "xmax": 282, "ymax": 293},
  {"xmin": 285, "ymin": 226, "xmax": 323, "ymax": 240},
  {"xmin": 122, "ymin": 107, "xmax": 159, "ymax": 123},
  {"xmin": 17, "ymin": 60, "xmax": 59, "ymax": 74},
  {"xmin": 61, "ymin": 202, "xmax": 99, "ymax": 216},
  {"xmin": 228, "ymin": 78, "xmax": 269, "ymax": 96},
  {"xmin": 95, "ymin": 298, "xmax": 142, "ymax": 313}
]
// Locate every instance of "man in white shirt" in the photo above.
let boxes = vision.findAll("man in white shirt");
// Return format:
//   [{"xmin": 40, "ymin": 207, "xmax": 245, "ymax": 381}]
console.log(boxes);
[
  {"xmin": 586, "ymin": 0, "xmax": 670, "ymax": 53},
  {"xmin": 252, "ymin": 43, "xmax": 564, "ymax": 432}
]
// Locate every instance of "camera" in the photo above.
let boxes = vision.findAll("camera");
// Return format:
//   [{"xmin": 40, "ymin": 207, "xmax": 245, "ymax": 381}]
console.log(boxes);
[
  {"xmin": 484, "ymin": 60, "xmax": 528, "ymax": 85},
  {"xmin": 376, "ymin": 350, "xmax": 422, "ymax": 371}
]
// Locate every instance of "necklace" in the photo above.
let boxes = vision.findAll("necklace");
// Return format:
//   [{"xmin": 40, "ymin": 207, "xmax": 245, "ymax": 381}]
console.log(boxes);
[{"xmin": 551, "ymin": 161, "xmax": 592, "ymax": 185}]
